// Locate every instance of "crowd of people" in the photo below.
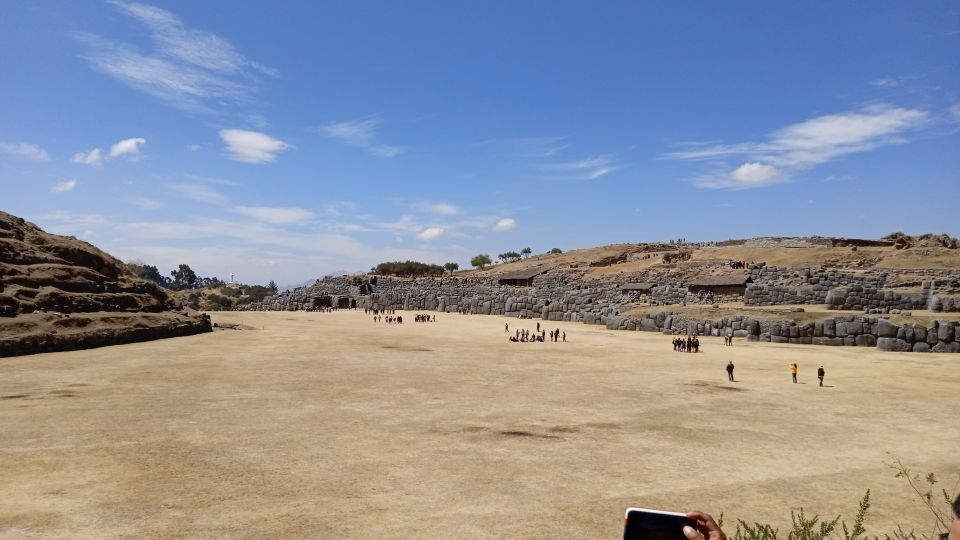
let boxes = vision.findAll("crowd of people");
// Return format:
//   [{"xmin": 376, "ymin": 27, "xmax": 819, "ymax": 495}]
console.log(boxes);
[
  {"xmin": 373, "ymin": 314, "xmax": 402, "ymax": 323},
  {"xmin": 413, "ymin": 313, "xmax": 436, "ymax": 322},
  {"xmin": 505, "ymin": 322, "xmax": 566, "ymax": 343},
  {"xmin": 727, "ymin": 259, "xmax": 750, "ymax": 269},
  {"xmin": 673, "ymin": 336, "xmax": 700, "ymax": 352}
]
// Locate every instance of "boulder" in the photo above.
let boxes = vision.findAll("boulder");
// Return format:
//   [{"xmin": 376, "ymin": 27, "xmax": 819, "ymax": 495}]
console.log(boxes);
[
  {"xmin": 876, "ymin": 337, "xmax": 912, "ymax": 352},
  {"xmin": 912, "ymin": 342, "xmax": 930, "ymax": 353},
  {"xmin": 823, "ymin": 319, "xmax": 836, "ymax": 337},
  {"xmin": 877, "ymin": 318, "xmax": 900, "ymax": 338},
  {"xmin": 855, "ymin": 334, "xmax": 877, "ymax": 347},
  {"xmin": 938, "ymin": 322, "xmax": 955, "ymax": 342}
]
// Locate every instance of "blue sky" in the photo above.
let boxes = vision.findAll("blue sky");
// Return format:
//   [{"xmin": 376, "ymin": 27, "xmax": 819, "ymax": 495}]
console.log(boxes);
[{"xmin": 2, "ymin": 1, "xmax": 958, "ymax": 284}]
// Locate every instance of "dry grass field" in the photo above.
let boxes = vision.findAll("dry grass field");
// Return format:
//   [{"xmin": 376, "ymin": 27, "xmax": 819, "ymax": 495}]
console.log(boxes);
[{"xmin": 1, "ymin": 311, "xmax": 958, "ymax": 539}]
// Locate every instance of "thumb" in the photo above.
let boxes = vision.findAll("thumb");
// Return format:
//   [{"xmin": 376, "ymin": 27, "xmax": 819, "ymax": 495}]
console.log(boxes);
[{"xmin": 683, "ymin": 525, "xmax": 702, "ymax": 540}]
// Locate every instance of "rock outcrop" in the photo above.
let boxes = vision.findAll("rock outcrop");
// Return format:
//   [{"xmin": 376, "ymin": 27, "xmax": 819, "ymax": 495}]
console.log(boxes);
[{"xmin": 0, "ymin": 211, "xmax": 211, "ymax": 357}]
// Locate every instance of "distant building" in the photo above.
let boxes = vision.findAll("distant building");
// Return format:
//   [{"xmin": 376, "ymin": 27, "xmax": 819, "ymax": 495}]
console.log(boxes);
[
  {"xmin": 686, "ymin": 275, "xmax": 752, "ymax": 295},
  {"xmin": 497, "ymin": 267, "xmax": 548, "ymax": 287}
]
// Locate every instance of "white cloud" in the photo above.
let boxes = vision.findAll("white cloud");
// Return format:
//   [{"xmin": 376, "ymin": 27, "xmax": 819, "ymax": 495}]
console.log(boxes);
[
  {"xmin": 536, "ymin": 155, "xmax": 620, "ymax": 180},
  {"xmin": 219, "ymin": 129, "xmax": 291, "ymax": 164},
  {"xmin": 414, "ymin": 202, "xmax": 462, "ymax": 215},
  {"xmin": 188, "ymin": 144, "xmax": 202, "ymax": 151},
  {"xmin": 72, "ymin": 148, "xmax": 104, "ymax": 166},
  {"xmin": 171, "ymin": 182, "xmax": 229, "ymax": 204},
  {"xmin": 696, "ymin": 162, "xmax": 784, "ymax": 189},
  {"xmin": 0, "ymin": 142, "xmax": 51, "ymax": 162},
  {"xmin": 109, "ymin": 137, "xmax": 146, "ymax": 159},
  {"xmin": 416, "ymin": 227, "xmax": 444, "ymax": 241},
  {"xmin": 320, "ymin": 118, "xmax": 401, "ymax": 157},
  {"xmin": 77, "ymin": 2, "xmax": 274, "ymax": 114},
  {"xmin": 234, "ymin": 206, "xmax": 314, "ymax": 225},
  {"xmin": 71, "ymin": 137, "xmax": 146, "ymax": 166},
  {"xmin": 492, "ymin": 218, "xmax": 516, "ymax": 232},
  {"xmin": 667, "ymin": 104, "xmax": 930, "ymax": 190},
  {"xmin": 51, "ymin": 179, "xmax": 78, "ymax": 193}
]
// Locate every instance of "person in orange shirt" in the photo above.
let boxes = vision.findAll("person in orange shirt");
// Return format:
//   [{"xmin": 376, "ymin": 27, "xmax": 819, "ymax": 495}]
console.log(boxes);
[{"xmin": 790, "ymin": 363, "xmax": 798, "ymax": 383}]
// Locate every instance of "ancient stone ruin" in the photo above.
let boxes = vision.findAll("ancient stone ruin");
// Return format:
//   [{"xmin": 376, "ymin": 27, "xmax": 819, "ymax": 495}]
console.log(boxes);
[
  {"xmin": 237, "ymin": 236, "xmax": 960, "ymax": 353},
  {"xmin": 0, "ymin": 211, "xmax": 212, "ymax": 357}
]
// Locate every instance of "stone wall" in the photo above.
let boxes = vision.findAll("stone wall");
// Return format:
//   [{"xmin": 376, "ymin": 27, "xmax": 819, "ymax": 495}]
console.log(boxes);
[
  {"xmin": 610, "ymin": 312, "xmax": 959, "ymax": 353},
  {"xmin": 238, "ymin": 275, "xmax": 959, "ymax": 353}
]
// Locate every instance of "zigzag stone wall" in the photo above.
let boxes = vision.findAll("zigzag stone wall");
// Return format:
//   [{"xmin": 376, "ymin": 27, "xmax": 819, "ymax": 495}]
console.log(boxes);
[{"xmin": 237, "ymin": 275, "xmax": 960, "ymax": 352}]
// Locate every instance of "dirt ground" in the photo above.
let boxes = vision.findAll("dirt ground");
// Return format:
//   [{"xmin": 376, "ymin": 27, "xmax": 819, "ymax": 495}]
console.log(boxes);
[{"xmin": 1, "ymin": 311, "xmax": 958, "ymax": 539}]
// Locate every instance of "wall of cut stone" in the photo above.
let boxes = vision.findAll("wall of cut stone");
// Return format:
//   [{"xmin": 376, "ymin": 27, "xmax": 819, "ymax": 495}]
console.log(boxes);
[{"xmin": 234, "ymin": 275, "xmax": 960, "ymax": 351}]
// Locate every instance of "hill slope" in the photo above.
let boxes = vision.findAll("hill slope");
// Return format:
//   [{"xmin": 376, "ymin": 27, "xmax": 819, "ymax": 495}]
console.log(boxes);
[{"xmin": 0, "ymin": 211, "xmax": 211, "ymax": 357}]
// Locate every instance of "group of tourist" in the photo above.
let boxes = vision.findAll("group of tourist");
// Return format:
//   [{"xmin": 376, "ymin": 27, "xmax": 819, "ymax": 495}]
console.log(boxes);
[
  {"xmin": 413, "ymin": 314, "xmax": 436, "ymax": 322},
  {"xmin": 726, "ymin": 362, "xmax": 826, "ymax": 386},
  {"xmin": 722, "ymin": 335, "xmax": 734, "ymax": 346},
  {"xmin": 365, "ymin": 308, "xmax": 396, "ymax": 315},
  {"xmin": 373, "ymin": 314, "xmax": 402, "ymax": 323},
  {"xmin": 727, "ymin": 259, "xmax": 750, "ymax": 269},
  {"xmin": 672, "ymin": 336, "xmax": 700, "ymax": 352},
  {"xmin": 505, "ymin": 322, "xmax": 566, "ymax": 343}
]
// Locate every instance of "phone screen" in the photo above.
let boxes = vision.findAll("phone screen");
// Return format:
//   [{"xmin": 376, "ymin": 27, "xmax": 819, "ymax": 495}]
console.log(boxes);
[{"xmin": 623, "ymin": 508, "xmax": 694, "ymax": 540}]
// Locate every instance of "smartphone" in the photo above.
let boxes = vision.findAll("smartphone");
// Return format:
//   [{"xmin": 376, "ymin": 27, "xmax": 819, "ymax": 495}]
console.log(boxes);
[{"xmin": 623, "ymin": 507, "xmax": 695, "ymax": 540}]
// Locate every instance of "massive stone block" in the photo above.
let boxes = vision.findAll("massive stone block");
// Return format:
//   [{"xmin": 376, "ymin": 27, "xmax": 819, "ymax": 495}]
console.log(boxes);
[
  {"xmin": 877, "ymin": 337, "xmax": 912, "ymax": 352},
  {"xmin": 938, "ymin": 322, "xmax": 955, "ymax": 342},
  {"xmin": 877, "ymin": 318, "xmax": 900, "ymax": 338}
]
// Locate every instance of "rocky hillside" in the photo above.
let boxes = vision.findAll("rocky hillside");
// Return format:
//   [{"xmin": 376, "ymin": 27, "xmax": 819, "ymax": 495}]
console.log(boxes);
[{"xmin": 0, "ymin": 211, "xmax": 211, "ymax": 357}]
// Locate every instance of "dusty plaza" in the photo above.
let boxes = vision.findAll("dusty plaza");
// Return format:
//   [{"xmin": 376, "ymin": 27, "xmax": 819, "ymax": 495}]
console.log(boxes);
[{"xmin": 1, "ymin": 310, "xmax": 957, "ymax": 538}]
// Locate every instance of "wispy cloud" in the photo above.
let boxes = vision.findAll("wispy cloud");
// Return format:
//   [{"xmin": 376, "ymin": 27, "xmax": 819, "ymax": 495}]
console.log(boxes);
[
  {"xmin": 51, "ymin": 179, "xmax": 77, "ymax": 193},
  {"xmin": 475, "ymin": 136, "xmax": 569, "ymax": 158},
  {"xmin": 171, "ymin": 182, "xmax": 229, "ymax": 204},
  {"xmin": 413, "ymin": 201, "xmax": 462, "ymax": 216},
  {"xmin": 950, "ymin": 104, "xmax": 960, "ymax": 122},
  {"xmin": 0, "ymin": 142, "xmax": 51, "ymax": 162},
  {"xmin": 77, "ymin": 1, "xmax": 274, "ymax": 114},
  {"xmin": 219, "ymin": 129, "xmax": 291, "ymax": 163},
  {"xmin": 666, "ymin": 104, "xmax": 930, "ymax": 189},
  {"xmin": 234, "ymin": 205, "xmax": 314, "ymax": 225},
  {"xmin": 535, "ymin": 155, "xmax": 621, "ymax": 180},
  {"xmin": 134, "ymin": 197, "xmax": 164, "ymax": 209},
  {"xmin": 320, "ymin": 118, "xmax": 401, "ymax": 157}
]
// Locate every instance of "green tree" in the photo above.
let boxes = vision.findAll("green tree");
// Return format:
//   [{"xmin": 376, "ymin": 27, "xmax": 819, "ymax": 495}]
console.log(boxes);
[
  {"xmin": 521, "ymin": 247, "xmax": 532, "ymax": 258},
  {"xmin": 549, "ymin": 247, "xmax": 563, "ymax": 254},
  {"xmin": 170, "ymin": 264, "xmax": 199, "ymax": 290},
  {"xmin": 443, "ymin": 262, "xmax": 459, "ymax": 275},
  {"xmin": 471, "ymin": 254, "xmax": 492, "ymax": 270},
  {"xmin": 268, "ymin": 280, "xmax": 278, "ymax": 294},
  {"xmin": 374, "ymin": 261, "xmax": 445, "ymax": 277}
]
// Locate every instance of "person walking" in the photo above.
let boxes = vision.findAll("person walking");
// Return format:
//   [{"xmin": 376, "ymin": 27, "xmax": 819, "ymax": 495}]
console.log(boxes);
[
  {"xmin": 817, "ymin": 365, "xmax": 825, "ymax": 387},
  {"xmin": 726, "ymin": 361, "xmax": 735, "ymax": 382},
  {"xmin": 791, "ymin": 363, "xmax": 798, "ymax": 383}
]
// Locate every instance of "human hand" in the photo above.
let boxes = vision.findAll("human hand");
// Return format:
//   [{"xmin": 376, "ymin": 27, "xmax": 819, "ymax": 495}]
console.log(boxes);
[{"xmin": 683, "ymin": 511, "xmax": 727, "ymax": 540}]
